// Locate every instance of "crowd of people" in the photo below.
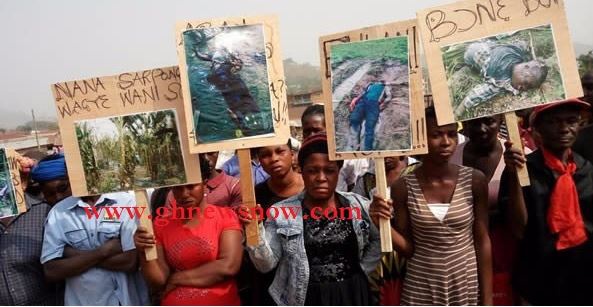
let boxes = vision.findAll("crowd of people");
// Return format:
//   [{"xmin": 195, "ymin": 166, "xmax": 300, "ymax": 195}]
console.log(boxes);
[{"xmin": 1, "ymin": 73, "xmax": 593, "ymax": 306}]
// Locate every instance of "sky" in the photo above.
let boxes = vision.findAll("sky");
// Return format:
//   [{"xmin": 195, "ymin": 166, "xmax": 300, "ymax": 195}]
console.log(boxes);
[{"xmin": 0, "ymin": 0, "xmax": 591, "ymax": 126}]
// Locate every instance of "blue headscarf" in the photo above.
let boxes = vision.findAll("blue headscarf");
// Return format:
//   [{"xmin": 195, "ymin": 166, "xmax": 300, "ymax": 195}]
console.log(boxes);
[{"xmin": 31, "ymin": 154, "xmax": 68, "ymax": 182}]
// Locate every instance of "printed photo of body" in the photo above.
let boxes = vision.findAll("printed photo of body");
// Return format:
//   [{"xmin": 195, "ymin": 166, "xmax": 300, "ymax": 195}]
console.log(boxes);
[
  {"xmin": 183, "ymin": 24, "xmax": 274, "ymax": 143},
  {"xmin": 0, "ymin": 148, "xmax": 18, "ymax": 218},
  {"xmin": 75, "ymin": 109, "xmax": 186, "ymax": 194},
  {"xmin": 330, "ymin": 37, "xmax": 411, "ymax": 152},
  {"xmin": 442, "ymin": 24, "xmax": 565, "ymax": 121}
]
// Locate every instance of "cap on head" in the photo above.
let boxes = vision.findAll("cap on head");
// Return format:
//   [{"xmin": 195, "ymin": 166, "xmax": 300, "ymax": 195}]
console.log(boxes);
[
  {"xmin": 30, "ymin": 153, "xmax": 67, "ymax": 183},
  {"xmin": 529, "ymin": 98, "xmax": 591, "ymax": 127},
  {"xmin": 297, "ymin": 133, "xmax": 343, "ymax": 169}
]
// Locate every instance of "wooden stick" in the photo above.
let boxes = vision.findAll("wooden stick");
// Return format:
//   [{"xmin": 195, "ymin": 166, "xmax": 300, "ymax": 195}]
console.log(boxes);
[
  {"xmin": 504, "ymin": 112, "xmax": 531, "ymax": 187},
  {"xmin": 134, "ymin": 190, "xmax": 157, "ymax": 261},
  {"xmin": 374, "ymin": 158, "xmax": 393, "ymax": 253},
  {"xmin": 237, "ymin": 149, "xmax": 260, "ymax": 246}
]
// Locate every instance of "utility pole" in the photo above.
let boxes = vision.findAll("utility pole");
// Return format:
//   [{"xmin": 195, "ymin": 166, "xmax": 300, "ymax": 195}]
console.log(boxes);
[{"xmin": 31, "ymin": 109, "xmax": 40, "ymax": 150}]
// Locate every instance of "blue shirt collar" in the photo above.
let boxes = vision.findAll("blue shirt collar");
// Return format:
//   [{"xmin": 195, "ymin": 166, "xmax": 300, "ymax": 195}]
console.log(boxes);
[{"xmin": 67, "ymin": 195, "xmax": 116, "ymax": 210}]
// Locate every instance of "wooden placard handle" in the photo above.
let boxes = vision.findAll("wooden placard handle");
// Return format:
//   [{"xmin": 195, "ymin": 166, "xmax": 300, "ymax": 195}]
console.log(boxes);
[
  {"xmin": 237, "ymin": 149, "xmax": 260, "ymax": 247},
  {"xmin": 504, "ymin": 112, "xmax": 531, "ymax": 187},
  {"xmin": 374, "ymin": 158, "xmax": 393, "ymax": 253},
  {"xmin": 134, "ymin": 190, "xmax": 157, "ymax": 261}
]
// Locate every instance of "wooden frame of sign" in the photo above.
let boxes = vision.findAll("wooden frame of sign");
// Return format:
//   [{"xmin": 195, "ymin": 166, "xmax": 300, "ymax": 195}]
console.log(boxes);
[
  {"xmin": 319, "ymin": 19, "xmax": 428, "ymax": 253},
  {"xmin": 417, "ymin": 0, "xmax": 583, "ymax": 126},
  {"xmin": 176, "ymin": 16, "xmax": 290, "ymax": 246},
  {"xmin": 175, "ymin": 15, "xmax": 290, "ymax": 154},
  {"xmin": 0, "ymin": 147, "xmax": 26, "ymax": 217},
  {"xmin": 51, "ymin": 66, "xmax": 202, "ymax": 197},
  {"xmin": 319, "ymin": 19, "xmax": 428, "ymax": 161},
  {"xmin": 52, "ymin": 67, "xmax": 203, "ymax": 260}
]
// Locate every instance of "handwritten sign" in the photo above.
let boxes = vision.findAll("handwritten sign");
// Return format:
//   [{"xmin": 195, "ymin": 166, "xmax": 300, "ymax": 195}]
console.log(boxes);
[
  {"xmin": 418, "ymin": 0, "xmax": 583, "ymax": 125},
  {"xmin": 0, "ymin": 148, "xmax": 25, "ymax": 218},
  {"xmin": 319, "ymin": 19, "xmax": 427, "ymax": 160},
  {"xmin": 175, "ymin": 16, "xmax": 290, "ymax": 153},
  {"xmin": 51, "ymin": 66, "xmax": 201, "ymax": 196}
]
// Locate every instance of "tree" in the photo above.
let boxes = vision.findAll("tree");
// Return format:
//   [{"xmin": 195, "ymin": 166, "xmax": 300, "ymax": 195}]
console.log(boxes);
[{"xmin": 578, "ymin": 51, "xmax": 593, "ymax": 77}]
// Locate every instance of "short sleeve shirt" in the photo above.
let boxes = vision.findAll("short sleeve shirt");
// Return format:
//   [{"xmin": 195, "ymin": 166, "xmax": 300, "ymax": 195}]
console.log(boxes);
[{"xmin": 40, "ymin": 192, "xmax": 149, "ymax": 306}]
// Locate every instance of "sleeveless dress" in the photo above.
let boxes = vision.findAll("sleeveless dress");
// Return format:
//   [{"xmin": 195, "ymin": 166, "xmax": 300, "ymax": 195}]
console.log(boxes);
[{"xmin": 400, "ymin": 166, "xmax": 480, "ymax": 305}]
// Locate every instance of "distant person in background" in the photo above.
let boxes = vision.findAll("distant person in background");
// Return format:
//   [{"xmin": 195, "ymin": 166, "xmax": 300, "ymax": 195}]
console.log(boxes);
[
  {"xmin": 573, "ymin": 72, "xmax": 593, "ymax": 163},
  {"xmin": 301, "ymin": 104, "xmax": 369, "ymax": 192},
  {"xmin": 516, "ymin": 108, "xmax": 538, "ymax": 151},
  {"xmin": 451, "ymin": 115, "xmax": 526, "ymax": 305},
  {"xmin": 238, "ymin": 140, "xmax": 305, "ymax": 305},
  {"xmin": 0, "ymin": 154, "xmax": 66, "ymax": 305},
  {"xmin": 222, "ymin": 148, "xmax": 269, "ymax": 186},
  {"xmin": 352, "ymin": 156, "xmax": 416, "ymax": 200}
]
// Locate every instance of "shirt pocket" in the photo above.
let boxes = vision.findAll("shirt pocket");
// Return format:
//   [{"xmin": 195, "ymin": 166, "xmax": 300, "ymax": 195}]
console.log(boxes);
[
  {"xmin": 276, "ymin": 227, "xmax": 301, "ymax": 255},
  {"xmin": 97, "ymin": 222, "xmax": 121, "ymax": 243},
  {"xmin": 64, "ymin": 229, "xmax": 90, "ymax": 249}
]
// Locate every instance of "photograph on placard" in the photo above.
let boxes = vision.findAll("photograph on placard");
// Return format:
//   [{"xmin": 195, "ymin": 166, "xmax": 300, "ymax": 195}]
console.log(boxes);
[
  {"xmin": 182, "ymin": 24, "xmax": 274, "ymax": 143},
  {"xmin": 330, "ymin": 36, "xmax": 411, "ymax": 152},
  {"xmin": 0, "ymin": 148, "xmax": 18, "ymax": 218},
  {"xmin": 443, "ymin": 24, "xmax": 565, "ymax": 121},
  {"xmin": 74, "ymin": 109, "xmax": 186, "ymax": 194}
]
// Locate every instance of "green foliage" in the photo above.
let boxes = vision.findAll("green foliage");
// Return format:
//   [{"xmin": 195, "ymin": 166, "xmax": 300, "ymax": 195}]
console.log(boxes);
[
  {"xmin": 77, "ymin": 110, "xmax": 185, "ymax": 194},
  {"xmin": 331, "ymin": 37, "xmax": 408, "ymax": 69},
  {"xmin": 75, "ymin": 123, "xmax": 100, "ymax": 191},
  {"xmin": 577, "ymin": 51, "xmax": 593, "ymax": 77}
]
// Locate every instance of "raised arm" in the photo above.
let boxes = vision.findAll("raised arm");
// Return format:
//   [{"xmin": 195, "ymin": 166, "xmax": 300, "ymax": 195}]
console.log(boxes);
[
  {"xmin": 133, "ymin": 226, "xmax": 171, "ymax": 288},
  {"xmin": 471, "ymin": 169, "xmax": 493, "ymax": 306},
  {"xmin": 390, "ymin": 178, "xmax": 415, "ymax": 257},
  {"xmin": 369, "ymin": 178, "xmax": 414, "ymax": 258},
  {"xmin": 501, "ymin": 141, "xmax": 528, "ymax": 238},
  {"xmin": 245, "ymin": 215, "xmax": 283, "ymax": 273}
]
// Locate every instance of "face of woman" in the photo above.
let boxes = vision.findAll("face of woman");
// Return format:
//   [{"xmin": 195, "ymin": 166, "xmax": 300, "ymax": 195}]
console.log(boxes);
[
  {"xmin": 258, "ymin": 145, "xmax": 293, "ymax": 178},
  {"xmin": 463, "ymin": 116, "xmax": 501, "ymax": 146},
  {"xmin": 172, "ymin": 184, "xmax": 205, "ymax": 207},
  {"xmin": 301, "ymin": 153, "xmax": 340, "ymax": 202},
  {"xmin": 426, "ymin": 116, "xmax": 458, "ymax": 164}
]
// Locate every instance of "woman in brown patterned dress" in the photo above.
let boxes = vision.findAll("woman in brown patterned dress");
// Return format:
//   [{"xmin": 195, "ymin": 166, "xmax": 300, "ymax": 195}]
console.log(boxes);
[{"xmin": 370, "ymin": 108, "xmax": 492, "ymax": 305}]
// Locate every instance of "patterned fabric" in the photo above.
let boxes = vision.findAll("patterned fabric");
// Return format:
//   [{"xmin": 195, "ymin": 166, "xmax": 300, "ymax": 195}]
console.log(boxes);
[
  {"xmin": 401, "ymin": 166, "xmax": 479, "ymax": 305},
  {"xmin": 303, "ymin": 204, "xmax": 359, "ymax": 283},
  {"xmin": 155, "ymin": 205, "xmax": 243, "ymax": 306},
  {"xmin": 0, "ymin": 201, "xmax": 62, "ymax": 305}
]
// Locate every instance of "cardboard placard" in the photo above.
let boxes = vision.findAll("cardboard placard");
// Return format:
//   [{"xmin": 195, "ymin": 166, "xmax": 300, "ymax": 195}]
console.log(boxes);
[
  {"xmin": 319, "ymin": 19, "xmax": 427, "ymax": 160},
  {"xmin": 176, "ymin": 16, "xmax": 290, "ymax": 153},
  {"xmin": 51, "ymin": 66, "xmax": 201, "ymax": 197},
  {"xmin": 418, "ymin": 0, "xmax": 583, "ymax": 125},
  {"xmin": 0, "ymin": 148, "xmax": 26, "ymax": 218}
]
